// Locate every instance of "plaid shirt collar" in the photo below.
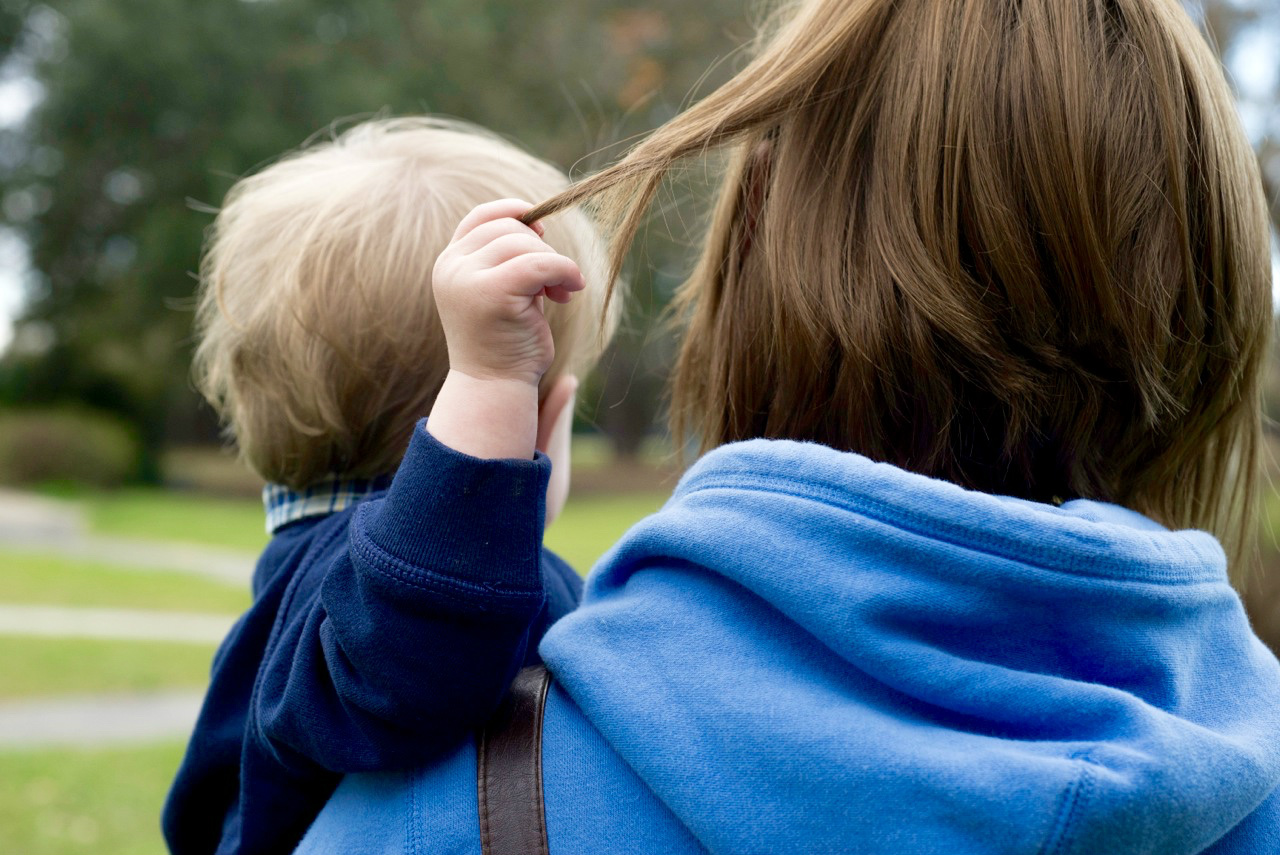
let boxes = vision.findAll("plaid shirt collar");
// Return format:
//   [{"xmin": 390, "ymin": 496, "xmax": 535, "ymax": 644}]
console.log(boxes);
[{"xmin": 262, "ymin": 474, "xmax": 394, "ymax": 534}]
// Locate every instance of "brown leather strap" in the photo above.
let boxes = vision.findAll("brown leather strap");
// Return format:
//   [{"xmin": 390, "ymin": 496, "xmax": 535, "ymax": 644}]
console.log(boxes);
[{"xmin": 478, "ymin": 665, "xmax": 552, "ymax": 855}]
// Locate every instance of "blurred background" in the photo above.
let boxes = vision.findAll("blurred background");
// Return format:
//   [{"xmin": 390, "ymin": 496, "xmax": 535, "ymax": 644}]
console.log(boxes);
[{"xmin": 0, "ymin": 0, "xmax": 1274, "ymax": 852}]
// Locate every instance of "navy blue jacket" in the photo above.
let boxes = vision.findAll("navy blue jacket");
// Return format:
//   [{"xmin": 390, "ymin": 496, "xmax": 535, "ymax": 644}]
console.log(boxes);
[{"xmin": 162, "ymin": 425, "xmax": 581, "ymax": 855}]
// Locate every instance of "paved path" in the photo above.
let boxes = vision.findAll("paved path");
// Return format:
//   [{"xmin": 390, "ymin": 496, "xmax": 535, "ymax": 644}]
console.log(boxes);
[
  {"xmin": 0, "ymin": 605, "xmax": 233, "ymax": 748},
  {"xmin": 0, "ymin": 604, "xmax": 237, "ymax": 644},
  {"xmin": 0, "ymin": 489, "xmax": 250, "ymax": 748},
  {"xmin": 0, "ymin": 488, "xmax": 255, "ymax": 586},
  {"xmin": 0, "ymin": 690, "xmax": 205, "ymax": 749},
  {"xmin": 0, "ymin": 489, "xmax": 83, "ymax": 541},
  {"xmin": 0, "ymin": 538, "xmax": 255, "ymax": 587}
]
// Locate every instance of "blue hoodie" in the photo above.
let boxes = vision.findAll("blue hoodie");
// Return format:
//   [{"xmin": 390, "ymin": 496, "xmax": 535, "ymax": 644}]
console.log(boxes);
[{"xmin": 297, "ymin": 439, "xmax": 1280, "ymax": 854}]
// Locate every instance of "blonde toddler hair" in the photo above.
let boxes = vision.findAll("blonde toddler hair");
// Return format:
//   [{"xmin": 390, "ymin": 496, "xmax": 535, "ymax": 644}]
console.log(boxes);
[{"xmin": 194, "ymin": 118, "xmax": 616, "ymax": 488}]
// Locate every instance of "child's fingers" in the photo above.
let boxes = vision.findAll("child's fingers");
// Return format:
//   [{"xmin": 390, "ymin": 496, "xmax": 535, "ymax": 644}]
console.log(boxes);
[
  {"xmin": 450, "ymin": 199, "xmax": 535, "ymax": 243},
  {"xmin": 543, "ymin": 283, "xmax": 579, "ymax": 304},
  {"xmin": 485, "ymin": 252, "xmax": 585, "ymax": 298},
  {"xmin": 452, "ymin": 217, "xmax": 541, "ymax": 257},
  {"xmin": 474, "ymin": 232, "xmax": 559, "ymax": 268}
]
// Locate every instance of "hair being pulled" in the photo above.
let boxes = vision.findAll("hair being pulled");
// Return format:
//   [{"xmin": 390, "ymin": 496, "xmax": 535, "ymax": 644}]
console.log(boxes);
[{"xmin": 527, "ymin": 0, "xmax": 1272, "ymax": 574}]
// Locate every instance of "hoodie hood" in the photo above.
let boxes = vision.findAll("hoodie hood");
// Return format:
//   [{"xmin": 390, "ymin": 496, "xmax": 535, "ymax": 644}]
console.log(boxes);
[{"xmin": 540, "ymin": 439, "xmax": 1280, "ymax": 854}]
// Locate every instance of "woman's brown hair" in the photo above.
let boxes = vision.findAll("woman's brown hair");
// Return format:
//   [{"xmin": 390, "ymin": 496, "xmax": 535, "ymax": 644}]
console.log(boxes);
[{"xmin": 527, "ymin": 0, "xmax": 1272, "ymax": 574}]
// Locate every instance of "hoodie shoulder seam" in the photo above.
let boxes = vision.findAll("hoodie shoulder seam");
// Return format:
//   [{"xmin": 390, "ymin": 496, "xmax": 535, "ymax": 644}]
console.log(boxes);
[
  {"xmin": 1039, "ymin": 755, "xmax": 1096, "ymax": 855},
  {"xmin": 677, "ymin": 477, "xmax": 1219, "ymax": 584}
]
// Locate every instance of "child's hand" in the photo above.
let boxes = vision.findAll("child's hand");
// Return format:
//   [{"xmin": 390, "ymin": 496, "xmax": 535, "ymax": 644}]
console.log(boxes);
[
  {"xmin": 427, "ymin": 199, "xmax": 585, "ymax": 461},
  {"xmin": 432, "ymin": 199, "xmax": 585, "ymax": 387}
]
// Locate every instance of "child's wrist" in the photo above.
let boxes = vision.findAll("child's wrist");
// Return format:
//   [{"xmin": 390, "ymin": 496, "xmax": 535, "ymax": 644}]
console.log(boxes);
[
  {"xmin": 446, "ymin": 361, "xmax": 545, "ymax": 389},
  {"xmin": 426, "ymin": 369, "xmax": 540, "ymax": 461}
]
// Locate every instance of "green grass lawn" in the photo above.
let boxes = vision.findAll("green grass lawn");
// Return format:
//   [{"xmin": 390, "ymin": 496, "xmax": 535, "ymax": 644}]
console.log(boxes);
[
  {"xmin": 79, "ymin": 489, "xmax": 269, "ymax": 553},
  {"xmin": 0, "ymin": 551, "xmax": 249, "ymax": 612},
  {"xmin": 546, "ymin": 491, "xmax": 669, "ymax": 572},
  {"xmin": 0, "ymin": 742, "xmax": 183, "ymax": 855},
  {"xmin": 0, "ymin": 477, "xmax": 668, "ymax": 854},
  {"xmin": 0, "ymin": 637, "xmax": 216, "ymax": 700}
]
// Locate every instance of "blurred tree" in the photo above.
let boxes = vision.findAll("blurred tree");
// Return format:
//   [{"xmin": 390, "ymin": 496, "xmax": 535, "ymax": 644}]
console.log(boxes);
[
  {"xmin": 0, "ymin": 0, "xmax": 748, "ymax": 472},
  {"xmin": 0, "ymin": 1, "xmax": 23, "ymax": 56}
]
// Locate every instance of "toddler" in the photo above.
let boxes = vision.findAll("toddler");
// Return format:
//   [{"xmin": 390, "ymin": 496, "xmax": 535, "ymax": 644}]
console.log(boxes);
[{"xmin": 162, "ymin": 117, "xmax": 615, "ymax": 855}]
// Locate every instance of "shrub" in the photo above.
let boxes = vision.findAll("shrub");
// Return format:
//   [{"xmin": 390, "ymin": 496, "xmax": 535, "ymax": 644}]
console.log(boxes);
[{"xmin": 0, "ymin": 408, "xmax": 141, "ymax": 488}]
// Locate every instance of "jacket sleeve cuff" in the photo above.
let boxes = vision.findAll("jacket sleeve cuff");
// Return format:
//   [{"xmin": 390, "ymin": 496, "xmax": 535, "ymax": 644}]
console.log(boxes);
[{"xmin": 354, "ymin": 418, "xmax": 550, "ymax": 593}]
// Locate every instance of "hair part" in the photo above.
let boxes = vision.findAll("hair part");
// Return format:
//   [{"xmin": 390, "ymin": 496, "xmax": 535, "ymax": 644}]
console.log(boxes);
[
  {"xmin": 194, "ymin": 117, "xmax": 617, "ymax": 488},
  {"xmin": 526, "ymin": 0, "xmax": 1272, "ymax": 576}
]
